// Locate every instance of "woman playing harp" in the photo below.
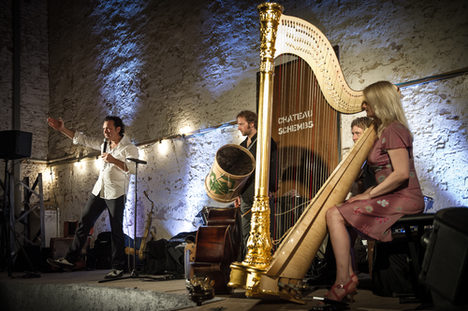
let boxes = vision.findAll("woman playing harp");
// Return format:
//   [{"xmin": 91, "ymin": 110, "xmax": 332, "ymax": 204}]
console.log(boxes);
[
  {"xmin": 325, "ymin": 81, "xmax": 425, "ymax": 302},
  {"xmin": 229, "ymin": 2, "xmax": 378, "ymax": 301}
]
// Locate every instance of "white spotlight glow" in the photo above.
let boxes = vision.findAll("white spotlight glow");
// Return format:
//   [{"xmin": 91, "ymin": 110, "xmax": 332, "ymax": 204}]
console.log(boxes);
[
  {"xmin": 46, "ymin": 167, "xmax": 55, "ymax": 184},
  {"xmin": 179, "ymin": 125, "xmax": 192, "ymax": 136},
  {"xmin": 138, "ymin": 148, "xmax": 145, "ymax": 161},
  {"xmin": 157, "ymin": 140, "xmax": 170, "ymax": 156},
  {"xmin": 74, "ymin": 161, "xmax": 85, "ymax": 172}
]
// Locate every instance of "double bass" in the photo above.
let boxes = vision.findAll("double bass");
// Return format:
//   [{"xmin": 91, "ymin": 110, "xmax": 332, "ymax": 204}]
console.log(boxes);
[{"xmin": 188, "ymin": 206, "xmax": 241, "ymax": 293}]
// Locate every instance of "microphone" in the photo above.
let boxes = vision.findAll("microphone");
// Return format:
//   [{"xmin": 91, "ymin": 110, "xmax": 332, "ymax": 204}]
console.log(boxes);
[
  {"xmin": 102, "ymin": 138, "xmax": 108, "ymax": 154},
  {"xmin": 126, "ymin": 158, "xmax": 147, "ymax": 165}
]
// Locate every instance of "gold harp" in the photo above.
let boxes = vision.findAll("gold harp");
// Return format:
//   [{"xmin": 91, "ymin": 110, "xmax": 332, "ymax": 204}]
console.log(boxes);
[{"xmin": 228, "ymin": 3, "xmax": 376, "ymax": 302}]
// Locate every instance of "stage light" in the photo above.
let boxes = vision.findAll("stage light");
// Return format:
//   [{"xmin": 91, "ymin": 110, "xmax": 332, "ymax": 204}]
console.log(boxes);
[
  {"xmin": 138, "ymin": 148, "xmax": 145, "ymax": 162},
  {"xmin": 45, "ymin": 166, "xmax": 55, "ymax": 184},
  {"xmin": 157, "ymin": 139, "xmax": 170, "ymax": 156},
  {"xmin": 74, "ymin": 160, "xmax": 83, "ymax": 170},
  {"xmin": 179, "ymin": 125, "xmax": 192, "ymax": 136}
]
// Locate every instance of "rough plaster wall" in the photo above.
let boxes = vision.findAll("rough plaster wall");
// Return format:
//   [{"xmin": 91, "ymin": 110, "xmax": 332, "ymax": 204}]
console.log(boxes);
[
  {"xmin": 408, "ymin": 77, "xmax": 468, "ymax": 208},
  {"xmin": 47, "ymin": 0, "xmax": 468, "ymax": 238},
  {"xmin": 131, "ymin": 0, "xmax": 259, "ymax": 141},
  {"xmin": 1, "ymin": 0, "xmax": 466, "ymax": 241},
  {"xmin": 0, "ymin": 0, "xmax": 49, "ymax": 158},
  {"xmin": 301, "ymin": 0, "xmax": 468, "ymax": 210},
  {"xmin": 46, "ymin": 0, "xmax": 259, "ymax": 158},
  {"xmin": 135, "ymin": 126, "xmax": 243, "ymax": 238},
  {"xmin": 0, "ymin": 0, "xmax": 13, "ymax": 132},
  {"xmin": 47, "ymin": 0, "xmax": 109, "ymax": 159},
  {"xmin": 45, "ymin": 0, "xmax": 261, "ymax": 238},
  {"xmin": 0, "ymin": 0, "xmax": 49, "ymax": 235}
]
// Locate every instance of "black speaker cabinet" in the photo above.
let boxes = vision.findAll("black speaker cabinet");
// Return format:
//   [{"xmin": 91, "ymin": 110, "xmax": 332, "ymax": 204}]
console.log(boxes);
[
  {"xmin": 420, "ymin": 207, "xmax": 468, "ymax": 309},
  {"xmin": 0, "ymin": 130, "xmax": 32, "ymax": 160}
]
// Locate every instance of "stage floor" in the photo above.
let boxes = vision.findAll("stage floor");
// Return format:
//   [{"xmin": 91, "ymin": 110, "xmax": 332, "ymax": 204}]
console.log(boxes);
[{"xmin": 0, "ymin": 269, "xmax": 432, "ymax": 311}]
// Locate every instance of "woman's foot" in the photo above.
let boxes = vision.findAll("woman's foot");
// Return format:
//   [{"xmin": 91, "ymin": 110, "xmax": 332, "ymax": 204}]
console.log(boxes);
[
  {"xmin": 325, "ymin": 278, "xmax": 357, "ymax": 302},
  {"xmin": 350, "ymin": 273, "xmax": 359, "ymax": 287}
]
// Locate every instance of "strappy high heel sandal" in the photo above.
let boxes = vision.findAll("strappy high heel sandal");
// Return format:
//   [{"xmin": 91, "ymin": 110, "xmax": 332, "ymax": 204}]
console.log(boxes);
[{"xmin": 325, "ymin": 278, "xmax": 358, "ymax": 302}]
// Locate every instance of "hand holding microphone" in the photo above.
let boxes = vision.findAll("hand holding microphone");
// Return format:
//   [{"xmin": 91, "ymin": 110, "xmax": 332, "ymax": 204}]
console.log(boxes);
[
  {"xmin": 102, "ymin": 138, "xmax": 108, "ymax": 154},
  {"xmin": 101, "ymin": 138, "xmax": 116, "ymax": 164}
]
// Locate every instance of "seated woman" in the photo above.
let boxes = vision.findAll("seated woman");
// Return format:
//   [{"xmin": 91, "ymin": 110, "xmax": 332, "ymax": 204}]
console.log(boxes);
[{"xmin": 325, "ymin": 81, "xmax": 424, "ymax": 302}]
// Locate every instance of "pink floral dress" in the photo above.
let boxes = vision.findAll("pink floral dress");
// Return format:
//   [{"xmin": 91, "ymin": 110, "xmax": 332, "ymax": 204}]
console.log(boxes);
[{"xmin": 337, "ymin": 122, "xmax": 424, "ymax": 241}]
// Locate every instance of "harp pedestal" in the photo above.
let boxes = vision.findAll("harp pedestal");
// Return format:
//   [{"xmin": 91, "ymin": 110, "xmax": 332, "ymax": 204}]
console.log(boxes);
[{"xmin": 228, "ymin": 263, "xmax": 305, "ymax": 303}]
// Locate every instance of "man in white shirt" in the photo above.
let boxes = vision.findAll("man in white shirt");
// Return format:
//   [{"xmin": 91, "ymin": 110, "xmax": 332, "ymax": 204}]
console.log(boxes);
[{"xmin": 46, "ymin": 116, "xmax": 139, "ymax": 279}]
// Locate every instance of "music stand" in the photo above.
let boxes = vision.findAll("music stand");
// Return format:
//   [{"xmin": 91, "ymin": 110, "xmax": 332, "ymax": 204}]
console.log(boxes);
[{"xmin": 99, "ymin": 157, "xmax": 167, "ymax": 283}]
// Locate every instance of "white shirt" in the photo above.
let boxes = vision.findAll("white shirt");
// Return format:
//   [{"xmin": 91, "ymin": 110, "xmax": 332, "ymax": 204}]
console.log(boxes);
[{"xmin": 73, "ymin": 131, "xmax": 139, "ymax": 199}]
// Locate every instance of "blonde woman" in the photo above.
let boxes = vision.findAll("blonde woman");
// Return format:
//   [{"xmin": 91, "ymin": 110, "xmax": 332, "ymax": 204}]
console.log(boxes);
[{"xmin": 325, "ymin": 81, "xmax": 424, "ymax": 301}]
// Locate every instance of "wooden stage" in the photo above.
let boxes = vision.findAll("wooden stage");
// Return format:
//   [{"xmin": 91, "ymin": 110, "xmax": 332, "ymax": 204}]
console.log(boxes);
[{"xmin": 0, "ymin": 269, "xmax": 431, "ymax": 311}]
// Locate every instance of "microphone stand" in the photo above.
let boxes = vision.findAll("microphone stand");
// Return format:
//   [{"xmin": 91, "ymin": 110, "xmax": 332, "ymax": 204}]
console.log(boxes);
[{"xmin": 99, "ymin": 157, "xmax": 169, "ymax": 283}]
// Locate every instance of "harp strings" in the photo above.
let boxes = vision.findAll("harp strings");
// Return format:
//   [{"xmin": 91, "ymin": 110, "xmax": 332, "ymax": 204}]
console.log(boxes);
[{"xmin": 271, "ymin": 54, "xmax": 338, "ymax": 247}]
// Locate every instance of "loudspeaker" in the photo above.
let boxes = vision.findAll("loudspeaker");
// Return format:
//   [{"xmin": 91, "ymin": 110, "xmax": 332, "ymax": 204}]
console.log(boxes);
[
  {"xmin": 420, "ymin": 207, "xmax": 468, "ymax": 309},
  {"xmin": 0, "ymin": 130, "xmax": 32, "ymax": 160}
]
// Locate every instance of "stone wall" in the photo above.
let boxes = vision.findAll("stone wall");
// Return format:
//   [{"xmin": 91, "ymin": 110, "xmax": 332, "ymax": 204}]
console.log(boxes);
[
  {"xmin": 0, "ymin": 0, "xmax": 49, "ymax": 236},
  {"xmin": 1, "ymin": 0, "xmax": 467, "ymax": 241},
  {"xmin": 0, "ymin": 0, "xmax": 49, "ymax": 157}
]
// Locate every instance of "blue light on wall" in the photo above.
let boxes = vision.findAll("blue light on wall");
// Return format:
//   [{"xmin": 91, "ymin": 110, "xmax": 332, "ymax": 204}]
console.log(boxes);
[
  {"xmin": 198, "ymin": 1, "xmax": 256, "ymax": 97},
  {"xmin": 171, "ymin": 125, "xmax": 240, "ymax": 236},
  {"xmin": 91, "ymin": 0, "xmax": 145, "ymax": 123},
  {"xmin": 90, "ymin": 0, "xmax": 147, "ymax": 238}
]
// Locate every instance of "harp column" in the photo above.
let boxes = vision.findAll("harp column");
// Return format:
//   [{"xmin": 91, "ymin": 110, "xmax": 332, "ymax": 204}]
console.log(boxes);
[{"xmin": 228, "ymin": 2, "xmax": 283, "ymax": 295}]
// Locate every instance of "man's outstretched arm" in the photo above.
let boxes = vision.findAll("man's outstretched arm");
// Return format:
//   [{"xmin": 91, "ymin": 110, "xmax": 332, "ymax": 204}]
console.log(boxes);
[{"xmin": 47, "ymin": 117, "xmax": 75, "ymax": 139}]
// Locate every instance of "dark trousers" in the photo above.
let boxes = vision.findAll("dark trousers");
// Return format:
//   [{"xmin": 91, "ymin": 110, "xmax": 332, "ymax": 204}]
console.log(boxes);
[{"xmin": 65, "ymin": 194, "xmax": 125, "ymax": 270}]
